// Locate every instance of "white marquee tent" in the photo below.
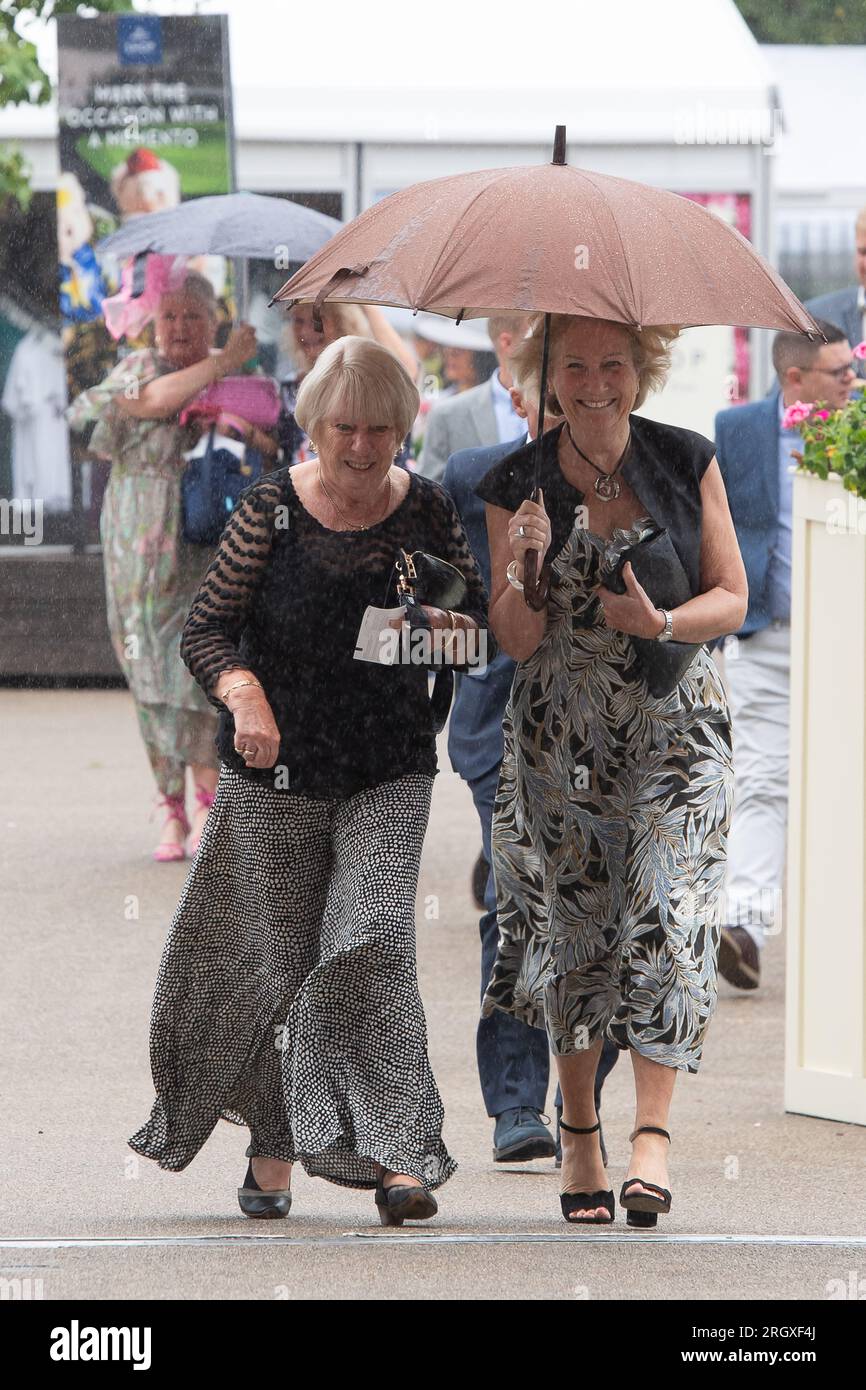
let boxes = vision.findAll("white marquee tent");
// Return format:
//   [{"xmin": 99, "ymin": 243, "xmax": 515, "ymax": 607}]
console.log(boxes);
[{"xmin": 2, "ymin": 0, "xmax": 787, "ymax": 415}]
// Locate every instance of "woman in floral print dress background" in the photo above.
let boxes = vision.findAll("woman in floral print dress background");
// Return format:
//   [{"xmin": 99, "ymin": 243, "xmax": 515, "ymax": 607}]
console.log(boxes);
[{"xmin": 67, "ymin": 271, "xmax": 277, "ymax": 860}]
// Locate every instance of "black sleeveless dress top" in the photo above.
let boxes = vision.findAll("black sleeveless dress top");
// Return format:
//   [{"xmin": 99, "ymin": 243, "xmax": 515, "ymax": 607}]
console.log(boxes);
[{"xmin": 474, "ymin": 415, "xmax": 717, "ymax": 596}]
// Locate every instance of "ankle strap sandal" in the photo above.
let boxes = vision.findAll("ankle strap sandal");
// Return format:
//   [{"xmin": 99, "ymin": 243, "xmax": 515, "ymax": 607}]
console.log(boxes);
[
  {"xmin": 558, "ymin": 1119, "xmax": 615, "ymax": 1225},
  {"xmin": 619, "ymin": 1125, "xmax": 672, "ymax": 1228}
]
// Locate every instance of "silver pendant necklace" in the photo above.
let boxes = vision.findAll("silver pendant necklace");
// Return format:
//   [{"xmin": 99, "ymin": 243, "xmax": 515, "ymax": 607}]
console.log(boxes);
[{"xmin": 566, "ymin": 424, "xmax": 632, "ymax": 501}]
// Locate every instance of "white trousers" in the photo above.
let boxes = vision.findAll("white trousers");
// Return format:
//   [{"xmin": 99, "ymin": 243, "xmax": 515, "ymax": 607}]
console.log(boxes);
[{"xmin": 721, "ymin": 622, "xmax": 790, "ymax": 950}]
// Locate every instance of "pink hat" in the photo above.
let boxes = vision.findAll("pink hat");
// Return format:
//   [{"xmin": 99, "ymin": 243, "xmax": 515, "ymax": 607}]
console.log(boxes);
[{"xmin": 102, "ymin": 253, "xmax": 189, "ymax": 341}]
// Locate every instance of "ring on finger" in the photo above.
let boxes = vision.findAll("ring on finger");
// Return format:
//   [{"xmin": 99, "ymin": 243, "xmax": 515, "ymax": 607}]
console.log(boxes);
[{"xmin": 517, "ymin": 524, "xmax": 526, "ymax": 537}]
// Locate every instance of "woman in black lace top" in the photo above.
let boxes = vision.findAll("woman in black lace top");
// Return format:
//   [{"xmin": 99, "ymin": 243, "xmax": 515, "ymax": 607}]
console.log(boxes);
[{"xmin": 128, "ymin": 336, "xmax": 491, "ymax": 1226}]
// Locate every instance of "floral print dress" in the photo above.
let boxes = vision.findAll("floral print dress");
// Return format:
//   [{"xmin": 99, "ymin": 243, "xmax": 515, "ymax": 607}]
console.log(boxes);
[
  {"xmin": 478, "ymin": 507, "xmax": 735, "ymax": 1073},
  {"xmin": 67, "ymin": 348, "xmax": 219, "ymax": 797}
]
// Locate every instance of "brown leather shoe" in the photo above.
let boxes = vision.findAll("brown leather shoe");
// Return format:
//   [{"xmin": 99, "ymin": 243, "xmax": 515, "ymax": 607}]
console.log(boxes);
[{"xmin": 718, "ymin": 925, "xmax": 761, "ymax": 990}]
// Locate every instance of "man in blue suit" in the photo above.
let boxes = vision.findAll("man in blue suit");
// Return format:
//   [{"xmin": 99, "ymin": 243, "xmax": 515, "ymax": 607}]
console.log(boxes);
[
  {"xmin": 443, "ymin": 373, "xmax": 618, "ymax": 1163},
  {"xmin": 805, "ymin": 205, "xmax": 866, "ymax": 378},
  {"xmin": 714, "ymin": 318, "xmax": 856, "ymax": 990}
]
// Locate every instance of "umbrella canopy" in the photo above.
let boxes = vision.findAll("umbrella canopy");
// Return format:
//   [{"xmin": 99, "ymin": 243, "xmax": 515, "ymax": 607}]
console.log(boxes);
[
  {"xmin": 272, "ymin": 131, "xmax": 820, "ymax": 608},
  {"xmin": 270, "ymin": 164, "xmax": 817, "ymax": 337},
  {"xmin": 99, "ymin": 191, "xmax": 340, "ymax": 261}
]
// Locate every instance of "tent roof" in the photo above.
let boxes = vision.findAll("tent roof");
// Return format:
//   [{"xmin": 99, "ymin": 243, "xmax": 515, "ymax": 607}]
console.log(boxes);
[
  {"xmin": 2, "ymin": 0, "xmax": 775, "ymax": 144},
  {"xmin": 763, "ymin": 45, "xmax": 866, "ymax": 197}
]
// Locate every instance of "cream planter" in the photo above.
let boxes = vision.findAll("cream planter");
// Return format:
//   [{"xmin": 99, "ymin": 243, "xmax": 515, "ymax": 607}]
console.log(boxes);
[{"xmin": 786, "ymin": 470, "xmax": 866, "ymax": 1125}]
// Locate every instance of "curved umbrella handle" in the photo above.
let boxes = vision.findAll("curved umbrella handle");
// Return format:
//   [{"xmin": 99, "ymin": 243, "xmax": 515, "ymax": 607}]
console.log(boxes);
[
  {"xmin": 523, "ymin": 534, "xmax": 551, "ymax": 610},
  {"xmin": 310, "ymin": 266, "xmax": 370, "ymax": 331}
]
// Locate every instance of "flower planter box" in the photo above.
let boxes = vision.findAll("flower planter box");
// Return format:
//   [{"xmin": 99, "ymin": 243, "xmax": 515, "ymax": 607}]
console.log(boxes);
[{"xmin": 785, "ymin": 470, "xmax": 866, "ymax": 1124}]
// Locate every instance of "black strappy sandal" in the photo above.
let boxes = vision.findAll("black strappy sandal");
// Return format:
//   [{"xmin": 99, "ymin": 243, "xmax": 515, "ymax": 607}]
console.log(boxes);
[
  {"xmin": 558, "ymin": 1119, "xmax": 615, "ymax": 1225},
  {"xmin": 619, "ymin": 1126, "xmax": 672, "ymax": 1229}
]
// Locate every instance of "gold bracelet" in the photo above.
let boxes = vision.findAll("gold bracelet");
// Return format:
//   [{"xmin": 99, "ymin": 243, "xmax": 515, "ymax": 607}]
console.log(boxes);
[{"xmin": 221, "ymin": 678, "xmax": 263, "ymax": 703}]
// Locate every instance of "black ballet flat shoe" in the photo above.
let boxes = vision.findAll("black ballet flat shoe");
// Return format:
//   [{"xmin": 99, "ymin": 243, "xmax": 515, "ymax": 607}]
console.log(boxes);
[
  {"xmin": 559, "ymin": 1118, "xmax": 615, "ymax": 1225},
  {"xmin": 374, "ymin": 1178, "xmax": 438, "ymax": 1227},
  {"xmin": 237, "ymin": 1158, "xmax": 292, "ymax": 1219},
  {"xmin": 619, "ymin": 1125, "xmax": 672, "ymax": 1229}
]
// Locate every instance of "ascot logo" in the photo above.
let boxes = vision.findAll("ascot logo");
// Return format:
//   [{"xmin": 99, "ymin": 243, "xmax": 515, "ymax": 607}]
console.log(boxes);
[
  {"xmin": 50, "ymin": 1320, "xmax": 152, "ymax": 1370},
  {"xmin": 117, "ymin": 15, "xmax": 163, "ymax": 66}
]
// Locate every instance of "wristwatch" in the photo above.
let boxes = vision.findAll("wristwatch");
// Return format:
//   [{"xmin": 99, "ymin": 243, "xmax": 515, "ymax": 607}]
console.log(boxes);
[{"xmin": 655, "ymin": 608, "xmax": 674, "ymax": 642}]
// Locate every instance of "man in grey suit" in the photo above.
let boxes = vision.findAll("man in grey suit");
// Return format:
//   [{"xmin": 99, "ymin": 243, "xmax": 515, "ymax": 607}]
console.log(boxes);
[
  {"xmin": 806, "ymin": 204, "xmax": 866, "ymax": 378},
  {"xmin": 418, "ymin": 314, "xmax": 529, "ymax": 482}
]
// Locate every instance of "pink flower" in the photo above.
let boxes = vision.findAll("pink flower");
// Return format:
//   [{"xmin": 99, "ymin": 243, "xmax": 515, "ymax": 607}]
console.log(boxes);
[
  {"xmin": 813, "ymin": 409, "xmax": 831, "ymax": 421},
  {"xmin": 853, "ymin": 341, "xmax": 866, "ymax": 360},
  {"xmin": 782, "ymin": 400, "xmax": 812, "ymax": 429}
]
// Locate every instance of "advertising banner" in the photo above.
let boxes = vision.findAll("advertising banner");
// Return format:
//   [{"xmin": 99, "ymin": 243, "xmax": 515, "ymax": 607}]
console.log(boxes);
[{"xmin": 12, "ymin": 11, "xmax": 238, "ymax": 542}]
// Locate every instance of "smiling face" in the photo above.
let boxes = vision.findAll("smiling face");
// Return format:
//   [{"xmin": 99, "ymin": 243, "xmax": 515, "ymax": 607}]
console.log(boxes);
[
  {"xmin": 316, "ymin": 414, "xmax": 399, "ymax": 491},
  {"xmin": 551, "ymin": 318, "xmax": 639, "ymax": 445},
  {"xmin": 154, "ymin": 291, "xmax": 215, "ymax": 368}
]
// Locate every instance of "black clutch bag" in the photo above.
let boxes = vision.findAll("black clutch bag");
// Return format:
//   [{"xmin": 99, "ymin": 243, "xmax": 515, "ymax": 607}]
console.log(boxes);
[
  {"xmin": 597, "ymin": 525, "xmax": 703, "ymax": 699},
  {"xmin": 386, "ymin": 548, "xmax": 471, "ymax": 733},
  {"xmin": 393, "ymin": 548, "xmax": 469, "ymax": 611}
]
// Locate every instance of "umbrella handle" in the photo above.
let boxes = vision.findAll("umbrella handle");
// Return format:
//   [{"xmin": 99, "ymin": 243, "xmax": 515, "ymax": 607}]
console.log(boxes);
[
  {"xmin": 524, "ymin": 309, "xmax": 553, "ymax": 609},
  {"xmin": 523, "ymin": 541, "xmax": 551, "ymax": 610}
]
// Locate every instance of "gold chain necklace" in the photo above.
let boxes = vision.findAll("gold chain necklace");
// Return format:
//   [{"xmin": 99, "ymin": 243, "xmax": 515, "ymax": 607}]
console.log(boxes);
[{"xmin": 317, "ymin": 465, "xmax": 392, "ymax": 531}]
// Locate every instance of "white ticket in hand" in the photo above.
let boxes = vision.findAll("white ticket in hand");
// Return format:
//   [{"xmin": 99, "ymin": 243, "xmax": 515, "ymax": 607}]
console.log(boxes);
[{"xmin": 353, "ymin": 605, "xmax": 408, "ymax": 665}]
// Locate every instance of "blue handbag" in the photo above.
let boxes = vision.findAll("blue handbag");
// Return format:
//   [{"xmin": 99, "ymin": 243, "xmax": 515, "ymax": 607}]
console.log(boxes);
[{"xmin": 181, "ymin": 424, "xmax": 263, "ymax": 545}]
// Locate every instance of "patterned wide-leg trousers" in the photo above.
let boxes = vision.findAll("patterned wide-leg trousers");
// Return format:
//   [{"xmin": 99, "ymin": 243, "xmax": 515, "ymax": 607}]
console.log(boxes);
[{"xmin": 128, "ymin": 765, "xmax": 456, "ymax": 1190}]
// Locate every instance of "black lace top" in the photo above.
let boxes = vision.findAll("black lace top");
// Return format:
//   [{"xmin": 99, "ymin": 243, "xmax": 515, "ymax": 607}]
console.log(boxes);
[{"xmin": 180, "ymin": 465, "xmax": 492, "ymax": 798}]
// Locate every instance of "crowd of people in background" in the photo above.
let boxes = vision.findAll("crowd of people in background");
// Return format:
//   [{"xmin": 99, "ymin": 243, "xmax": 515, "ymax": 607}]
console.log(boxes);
[{"xmin": 60, "ymin": 198, "xmax": 866, "ymax": 1226}]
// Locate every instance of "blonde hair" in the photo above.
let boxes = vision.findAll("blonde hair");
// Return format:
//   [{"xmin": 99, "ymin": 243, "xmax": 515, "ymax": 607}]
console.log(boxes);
[
  {"xmin": 294, "ymin": 335, "xmax": 420, "ymax": 442},
  {"xmin": 509, "ymin": 355, "xmax": 541, "ymax": 407},
  {"xmin": 282, "ymin": 301, "xmax": 373, "ymax": 370},
  {"xmin": 511, "ymin": 313, "xmax": 680, "ymax": 412}
]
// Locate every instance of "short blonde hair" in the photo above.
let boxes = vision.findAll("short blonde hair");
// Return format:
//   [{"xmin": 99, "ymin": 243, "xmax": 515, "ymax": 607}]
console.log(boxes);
[
  {"xmin": 511, "ymin": 313, "xmax": 680, "ymax": 412},
  {"xmin": 509, "ymin": 355, "xmax": 541, "ymax": 407},
  {"xmin": 294, "ymin": 335, "xmax": 420, "ymax": 441},
  {"xmin": 282, "ymin": 301, "xmax": 372, "ymax": 369}
]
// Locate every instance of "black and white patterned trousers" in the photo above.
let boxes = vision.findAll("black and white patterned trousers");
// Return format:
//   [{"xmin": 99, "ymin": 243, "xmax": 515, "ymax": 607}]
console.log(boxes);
[{"xmin": 128, "ymin": 765, "xmax": 456, "ymax": 1191}]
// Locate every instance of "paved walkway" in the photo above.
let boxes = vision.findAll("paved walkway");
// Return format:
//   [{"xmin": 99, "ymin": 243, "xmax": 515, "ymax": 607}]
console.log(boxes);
[{"xmin": 2, "ymin": 690, "xmax": 865, "ymax": 1299}]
